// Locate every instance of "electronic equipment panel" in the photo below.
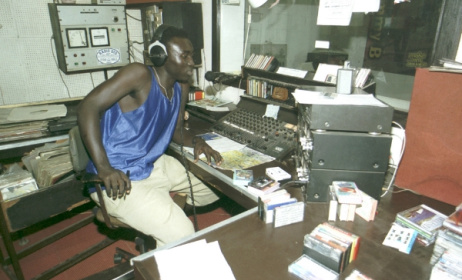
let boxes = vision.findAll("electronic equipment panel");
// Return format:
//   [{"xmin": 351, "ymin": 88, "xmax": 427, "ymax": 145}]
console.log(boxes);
[
  {"xmin": 210, "ymin": 97, "xmax": 297, "ymax": 160},
  {"xmin": 296, "ymin": 94, "xmax": 393, "ymax": 202},
  {"xmin": 48, "ymin": 4, "xmax": 129, "ymax": 74},
  {"xmin": 298, "ymin": 103, "xmax": 394, "ymax": 133}
]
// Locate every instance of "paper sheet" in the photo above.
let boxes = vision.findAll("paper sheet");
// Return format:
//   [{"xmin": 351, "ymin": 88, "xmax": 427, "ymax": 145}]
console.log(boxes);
[
  {"xmin": 292, "ymin": 89, "xmax": 387, "ymax": 107},
  {"xmin": 317, "ymin": 0, "xmax": 353, "ymax": 26},
  {"xmin": 185, "ymin": 133, "xmax": 274, "ymax": 170},
  {"xmin": 153, "ymin": 239, "xmax": 236, "ymax": 280},
  {"xmin": 276, "ymin": 67, "xmax": 308, "ymax": 78},
  {"xmin": 7, "ymin": 104, "xmax": 67, "ymax": 122},
  {"xmin": 196, "ymin": 133, "xmax": 246, "ymax": 153},
  {"xmin": 313, "ymin": 63, "xmax": 342, "ymax": 83},
  {"xmin": 352, "ymin": 0, "xmax": 380, "ymax": 13}
]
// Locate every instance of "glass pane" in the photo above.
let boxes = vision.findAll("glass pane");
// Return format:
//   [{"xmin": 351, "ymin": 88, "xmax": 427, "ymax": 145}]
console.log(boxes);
[{"xmin": 243, "ymin": 0, "xmax": 443, "ymax": 111}]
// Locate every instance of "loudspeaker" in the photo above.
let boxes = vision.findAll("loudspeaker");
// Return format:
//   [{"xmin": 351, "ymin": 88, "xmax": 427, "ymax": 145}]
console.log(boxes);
[
  {"xmin": 309, "ymin": 131, "xmax": 392, "ymax": 172},
  {"xmin": 148, "ymin": 25, "xmax": 172, "ymax": 67},
  {"xmin": 162, "ymin": 3, "xmax": 203, "ymax": 65}
]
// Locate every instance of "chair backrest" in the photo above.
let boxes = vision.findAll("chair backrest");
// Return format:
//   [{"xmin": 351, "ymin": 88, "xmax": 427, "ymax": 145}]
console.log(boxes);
[
  {"xmin": 68, "ymin": 126, "xmax": 124, "ymax": 229},
  {"xmin": 68, "ymin": 126, "xmax": 90, "ymax": 173}
]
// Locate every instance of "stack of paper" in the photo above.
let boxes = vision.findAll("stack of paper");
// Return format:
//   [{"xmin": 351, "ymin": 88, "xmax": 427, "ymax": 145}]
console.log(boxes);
[{"xmin": 153, "ymin": 239, "xmax": 235, "ymax": 280}]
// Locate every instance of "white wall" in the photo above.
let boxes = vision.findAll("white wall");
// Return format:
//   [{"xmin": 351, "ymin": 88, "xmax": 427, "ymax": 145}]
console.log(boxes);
[
  {"xmin": 219, "ymin": 2, "xmax": 245, "ymax": 73},
  {"xmin": 0, "ymin": 0, "xmax": 218, "ymax": 107},
  {"xmin": 0, "ymin": 0, "xmax": 145, "ymax": 107}
]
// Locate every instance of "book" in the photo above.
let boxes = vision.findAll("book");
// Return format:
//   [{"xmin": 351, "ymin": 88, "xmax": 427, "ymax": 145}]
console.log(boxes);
[
  {"xmin": 431, "ymin": 249, "xmax": 462, "ymax": 280},
  {"xmin": 355, "ymin": 189, "xmax": 378, "ymax": 222},
  {"xmin": 247, "ymin": 176, "xmax": 280, "ymax": 196},
  {"xmin": 273, "ymin": 201, "xmax": 304, "ymax": 228},
  {"xmin": 308, "ymin": 229, "xmax": 350, "ymax": 272},
  {"xmin": 0, "ymin": 166, "xmax": 39, "ymax": 201},
  {"xmin": 258, "ymin": 55, "xmax": 270, "ymax": 69},
  {"xmin": 337, "ymin": 200, "xmax": 356, "ymax": 222},
  {"xmin": 303, "ymin": 233, "xmax": 345, "ymax": 273},
  {"xmin": 232, "ymin": 169, "xmax": 253, "ymax": 187},
  {"xmin": 188, "ymin": 90, "xmax": 205, "ymax": 101},
  {"xmin": 328, "ymin": 185, "xmax": 338, "ymax": 222},
  {"xmin": 247, "ymin": 180, "xmax": 280, "ymax": 197},
  {"xmin": 345, "ymin": 269, "xmax": 373, "ymax": 280},
  {"xmin": 257, "ymin": 189, "xmax": 289, "ymax": 219},
  {"xmin": 338, "ymin": 203, "xmax": 350, "ymax": 222},
  {"xmin": 332, "ymin": 181, "xmax": 362, "ymax": 205},
  {"xmin": 382, "ymin": 223, "xmax": 418, "ymax": 254},
  {"xmin": 319, "ymin": 222, "xmax": 360, "ymax": 263},
  {"xmin": 443, "ymin": 203, "xmax": 462, "ymax": 235},
  {"xmin": 245, "ymin": 53, "xmax": 256, "ymax": 67},
  {"xmin": 431, "ymin": 228, "xmax": 462, "ymax": 265},
  {"xmin": 263, "ymin": 197, "xmax": 297, "ymax": 223},
  {"xmin": 265, "ymin": 166, "xmax": 291, "ymax": 181},
  {"xmin": 263, "ymin": 56, "xmax": 275, "ymax": 70},
  {"xmin": 347, "ymin": 204, "xmax": 356, "ymax": 222},
  {"xmin": 288, "ymin": 254, "xmax": 339, "ymax": 280},
  {"xmin": 248, "ymin": 176, "xmax": 275, "ymax": 189},
  {"xmin": 395, "ymin": 204, "xmax": 447, "ymax": 243}
]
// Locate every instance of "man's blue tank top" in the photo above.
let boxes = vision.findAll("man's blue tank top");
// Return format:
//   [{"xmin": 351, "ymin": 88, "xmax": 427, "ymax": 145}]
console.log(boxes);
[{"xmin": 86, "ymin": 67, "xmax": 181, "ymax": 181}]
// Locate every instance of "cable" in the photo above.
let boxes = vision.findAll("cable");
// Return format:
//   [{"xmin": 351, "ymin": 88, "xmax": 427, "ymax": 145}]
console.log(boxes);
[
  {"xmin": 50, "ymin": 36, "xmax": 71, "ymax": 98},
  {"xmin": 179, "ymin": 127, "xmax": 199, "ymax": 231},
  {"xmin": 89, "ymin": 72, "xmax": 96, "ymax": 88},
  {"xmin": 242, "ymin": 5, "xmax": 253, "ymax": 66},
  {"xmin": 125, "ymin": 12, "xmax": 142, "ymax": 22},
  {"xmin": 381, "ymin": 121, "xmax": 406, "ymax": 197}
]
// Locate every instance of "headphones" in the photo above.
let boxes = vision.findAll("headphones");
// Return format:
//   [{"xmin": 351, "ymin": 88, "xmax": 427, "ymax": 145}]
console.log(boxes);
[{"xmin": 148, "ymin": 25, "xmax": 173, "ymax": 67}]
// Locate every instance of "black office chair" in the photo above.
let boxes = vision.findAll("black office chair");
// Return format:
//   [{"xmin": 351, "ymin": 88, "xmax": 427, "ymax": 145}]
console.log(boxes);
[{"xmin": 68, "ymin": 126, "xmax": 153, "ymax": 262}]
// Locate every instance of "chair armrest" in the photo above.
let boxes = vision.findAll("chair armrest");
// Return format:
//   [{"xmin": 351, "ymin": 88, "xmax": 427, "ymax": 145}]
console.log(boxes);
[{"xmin": 80, "ymin": 172, "xmax": 103, "ymax": 184}]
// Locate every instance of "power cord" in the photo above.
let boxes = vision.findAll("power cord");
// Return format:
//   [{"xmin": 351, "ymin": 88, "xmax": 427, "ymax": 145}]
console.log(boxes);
[
  {"xmin": 381, "ymin": 121, "xmax": 406, "ymax": 197},
  {"xmin": 50, "ymin": 36, "xmax": 71, "ymax": 98},
  {"xmin": 179, "ymin": 127, "xmax": 199, "ymax": 231}
]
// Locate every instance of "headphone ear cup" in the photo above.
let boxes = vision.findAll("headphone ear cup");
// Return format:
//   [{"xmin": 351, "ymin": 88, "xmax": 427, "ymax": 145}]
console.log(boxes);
[{"xmin": 148, "ymin": 40, "xmax": 168, "ymax": 67}]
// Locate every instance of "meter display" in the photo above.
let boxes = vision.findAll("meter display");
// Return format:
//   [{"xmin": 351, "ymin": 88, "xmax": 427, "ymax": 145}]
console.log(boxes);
[
  {"xmin": 90, "ymin": 28, "xmax": 110, "ymax": 47},
  {"xmin": 66, "ymin": 28, "xmax": 88, "ymax": 48}
]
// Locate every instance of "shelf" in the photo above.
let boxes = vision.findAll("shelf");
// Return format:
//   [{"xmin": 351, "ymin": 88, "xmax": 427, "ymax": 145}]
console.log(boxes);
[
  {"xmin": 242, "ymin": 67, "xmax": 334, "ymax": 89},
  {"xmin": 0, "ymin": 135, "xmax": 68, "ymax": 152}
]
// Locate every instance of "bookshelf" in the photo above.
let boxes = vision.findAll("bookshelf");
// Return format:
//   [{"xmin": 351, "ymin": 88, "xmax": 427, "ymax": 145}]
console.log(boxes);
[{"xmin": 241, "ymin": 67, "xmax": 334, "ymax": 108}]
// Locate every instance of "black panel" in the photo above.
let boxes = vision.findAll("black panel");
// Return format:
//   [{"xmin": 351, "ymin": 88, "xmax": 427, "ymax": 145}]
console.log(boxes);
[
  {"xmin": 310, "ymin": 131, "xmax": 392, "ymax": 172},
  {"xmin": 163, "ymin": 3, "xmax": 204, "ymax": 65}
]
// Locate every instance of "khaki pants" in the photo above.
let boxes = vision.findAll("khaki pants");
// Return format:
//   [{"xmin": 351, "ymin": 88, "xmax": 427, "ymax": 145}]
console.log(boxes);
[{"xmin": 91, "ymin": 154, "xmax": 220, "ymax": 247}]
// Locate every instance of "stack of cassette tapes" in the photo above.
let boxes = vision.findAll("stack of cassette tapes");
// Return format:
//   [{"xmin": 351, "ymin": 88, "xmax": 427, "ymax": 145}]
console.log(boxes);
[{"xmin": 296, "ymin": 88, "xmax": 394, "ymax": 202}]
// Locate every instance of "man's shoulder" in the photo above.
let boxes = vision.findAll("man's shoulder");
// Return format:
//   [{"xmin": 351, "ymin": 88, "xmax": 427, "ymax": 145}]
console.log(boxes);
[
  {"xmin": 123, "ymin": 62, "xmax": 150, "ymax": 72},
  {"xmin": 117, "ymin": 62, "xmax": 152, "ymax": 80}
]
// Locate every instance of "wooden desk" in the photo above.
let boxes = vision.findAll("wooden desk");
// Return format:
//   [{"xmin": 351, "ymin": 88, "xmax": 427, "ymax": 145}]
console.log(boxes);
[
  {"xmin": 131, "ymin": 187, "xmax": 454, "ymax": 280},
  {"xmin": 167, "ymin": 114, "xmax": 297, "ymax": 210}
]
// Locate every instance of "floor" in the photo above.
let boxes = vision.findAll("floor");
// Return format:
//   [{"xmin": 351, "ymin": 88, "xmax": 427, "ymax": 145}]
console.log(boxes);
[{"xmin": 0, "ymin": 196, "xmax": 245, "ymax": 280}]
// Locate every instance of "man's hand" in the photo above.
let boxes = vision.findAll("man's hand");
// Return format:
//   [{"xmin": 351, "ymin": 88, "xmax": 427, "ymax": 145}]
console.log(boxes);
[
  {"xmin": 193, "ymin": 137, "xmax": 223, "ymax": 166},
  {"xmin": 98, "ymin": 167, "xmax": 132, "ymax": 200}
]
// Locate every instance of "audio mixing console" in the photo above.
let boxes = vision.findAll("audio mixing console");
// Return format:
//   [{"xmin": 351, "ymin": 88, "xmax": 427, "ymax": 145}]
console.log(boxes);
[{"xmin": 210, "ymin": 107, "xmax": 297, "ymax": 160}]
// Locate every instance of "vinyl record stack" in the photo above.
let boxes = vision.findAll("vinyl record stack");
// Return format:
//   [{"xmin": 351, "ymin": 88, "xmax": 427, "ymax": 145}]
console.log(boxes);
[{"xmin": 296, "ymin": 88, "xmax": 394, "ymax": 202}]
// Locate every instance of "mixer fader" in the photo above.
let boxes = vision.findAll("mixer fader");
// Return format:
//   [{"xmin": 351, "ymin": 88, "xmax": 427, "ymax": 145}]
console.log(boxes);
[{"xmin": 210, "ymin": 108, "xmax": 297, "ymax": 160}]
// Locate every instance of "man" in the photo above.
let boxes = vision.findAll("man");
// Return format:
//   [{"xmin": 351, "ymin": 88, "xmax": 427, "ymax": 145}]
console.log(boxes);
[{"xmin": 77, "ymin": 25, "xmax": 223, "ymax": 247}]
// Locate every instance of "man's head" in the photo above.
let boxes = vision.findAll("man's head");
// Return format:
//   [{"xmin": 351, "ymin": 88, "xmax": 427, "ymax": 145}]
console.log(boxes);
[{"xmin": 149, "ymin": 25, "xmax": 194, "ymax": 82}]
